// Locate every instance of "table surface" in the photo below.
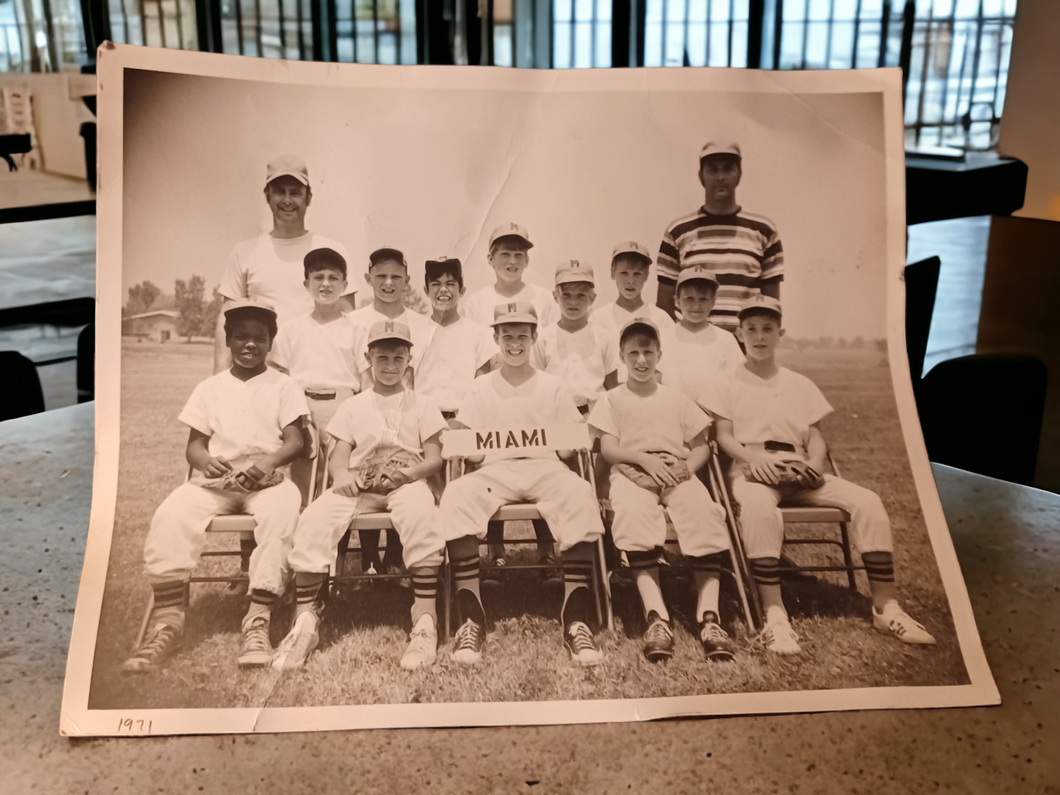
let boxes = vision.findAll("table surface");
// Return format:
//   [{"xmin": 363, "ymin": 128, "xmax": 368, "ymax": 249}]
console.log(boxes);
[{"xmin": 2, "ymin": 403, "xmax": 1056, "ymax": 794}]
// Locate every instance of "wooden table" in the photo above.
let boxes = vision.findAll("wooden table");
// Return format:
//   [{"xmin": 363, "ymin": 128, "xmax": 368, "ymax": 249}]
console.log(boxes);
[{"xmin": 1, "ymin": 403, "xmax": 1056, "ymax": 793}]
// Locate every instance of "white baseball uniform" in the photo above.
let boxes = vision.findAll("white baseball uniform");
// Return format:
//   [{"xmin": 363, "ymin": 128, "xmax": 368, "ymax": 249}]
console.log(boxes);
[
  {"xmin": 462, "ymin": 282, "xmax": 559, "ymax": 329},
  {"xmin": 143, "ymin": 367, "xmax": 309, "ymax": 594},
  {"xmin": 440, "ymin": 370, "xmax": 605, "ymax": 551},
  {"xmin": 218, "ymin": 232, "xmax": 353, "ymax": 328},
  {"xmin": 531, "ymin": 322, "xmax": 619, "ymax": 409},
  {"xmin": 588, "ymin": 384, "xmax": 728, "ymax": 556},
  {"xmin": 702, "ymin": 365, "xmax": 893, "ymax": 559},
  {"xmin": 660, "ymin": 323, "xmax": 743, "ymax": 402},
  {"xmin": 415, "ymin": 315, "xmax": 496, "ymax": 413},
  {"xmin": 287, "ymin": 388, "xmax": 448, "ymax": 572},
  {"xmin": 590, "ymin": 302, "xmax": 676, "ymax": 381}
]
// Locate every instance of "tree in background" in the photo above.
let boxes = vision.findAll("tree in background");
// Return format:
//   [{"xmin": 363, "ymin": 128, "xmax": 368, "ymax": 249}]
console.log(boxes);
[
  {"xmin": 125, "ymin": 280, "xmax": 161, "ymax": 317},
  {"xmin": 203, "ymin": 287, "xmax": 225, "ymax": 339},
  {"xmin": 175, "ymin": 275, "xmax": 207, "ymax": 341}
]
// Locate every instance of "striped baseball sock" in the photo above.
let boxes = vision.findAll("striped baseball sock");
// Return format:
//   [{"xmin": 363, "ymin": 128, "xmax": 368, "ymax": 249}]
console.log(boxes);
[
  {"xmin": 627, "ymin": 549, "xmax": 668, "ymax": 622},
  {"xmin": 862, "ymin": 551, "xmax": 895, "ymax": 584},
  {"xmin": 243, "ymin": 589, "xmax": 278, "ymax": 626},
  {"xmin": 691, "ymin": 552, "xmax": 727, "ymax": 623},
  {"xmin": 450, "ymin": 553, "xmax": 485, "ymax": 626},
  {"xmin": 294, "ymin": 572, "xmax": 327, "ymax": 617},
  {"xmin": 750, "ymin": 557, "xmax": 781, "ymax": 588},
  {"xmin": 149, "ymin": 580, "xmax": 186, "ymax": 633},
  {"xmin": 561, "ymin": 542, "xmax": 594, "ymax": 628},
  {"xmin": 410, "ymin": 568, "xmax": 439, "ymax": 628}
]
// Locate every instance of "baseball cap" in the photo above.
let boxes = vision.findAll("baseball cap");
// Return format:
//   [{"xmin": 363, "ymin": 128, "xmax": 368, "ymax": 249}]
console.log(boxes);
[
  {"xmin": 611, "ymin": 241, "xmax": 652, "ymax": 265},
  {"xmin": 737, "ymin": 294, "xmax": 783, "ymax": 320},
  {"xmin": 488, "ymin": 222, "xmax": 533, "ymax": 251},
  {"xmin": 265, "ymin": 155, "xmax": 309, "ymax": 187},
  {"xmin": 368, "ymin": 247, "xmax": 408, "ymax": 268},
  {"xmin": 304, "ymin": 247, "xmax": 347, "ymax": 273},
  {"xmin": 619, "ymin": 316, "xmax": 661, "ymax": 344},
  {"xmin": 223, "ymin": 297, "xmax": 277, "ymax": 321},
  {"xmin": 367, "ymin": 320, "xmax": 413, "ymax": 347},
  {"xmin": 699, "ymin": 141, "xmax": 742, "ymax": 162},
  {"xmin": 554, "ymin": 259, "xmax": 595, "ymax": 286},
  {"xmin": 490, "ymin": 301, "xmax": 539, "ymax": 327},
  {"xmin": 675, "ymin": 266, "xmax": 720, "ymax": 288}
]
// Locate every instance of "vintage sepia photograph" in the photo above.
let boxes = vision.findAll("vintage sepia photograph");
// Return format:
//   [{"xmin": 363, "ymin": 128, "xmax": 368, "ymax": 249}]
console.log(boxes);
[{"xmin": 62, "ymin": 45, "xmax": 997, "ymax": 736}]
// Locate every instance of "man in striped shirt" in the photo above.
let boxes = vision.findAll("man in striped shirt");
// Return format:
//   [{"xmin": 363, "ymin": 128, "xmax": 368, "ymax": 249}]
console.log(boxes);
[{"xmin": 656, "ymin": 142, "xmax": 784, "ymax": 333}]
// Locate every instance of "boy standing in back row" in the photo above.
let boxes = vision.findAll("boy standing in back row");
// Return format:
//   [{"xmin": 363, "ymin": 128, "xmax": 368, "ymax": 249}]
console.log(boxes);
[{"xmin": 705, "ymin": 295, "xmax": 936, "ymax": 655}]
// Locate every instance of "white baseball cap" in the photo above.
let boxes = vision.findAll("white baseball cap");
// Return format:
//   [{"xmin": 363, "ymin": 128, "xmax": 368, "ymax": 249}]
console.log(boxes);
[
  {"xmin": 367, "ymin": 320, "xmax": 413, "ymax": 346},
  {"xmin": 554, "ymin": 259, "xmax": 595, "ymax": 286},
  {"xmin": 223, "ymin": 297, "xmax": 277, "ymax": 321},
  {"xmin": 737, "ymin": 294, "xmax": 783, "ymax": 320},
  {"xmin": 611, "ymin": 241, "xmax": 652, "ymax": 265},
  {"xmin": 675, "ymin": 266, "xmax": 720, "ymax": 288},
  {"xmin": 490, "ymin": 301, "xmax": 539, "ymax": 327},
  {"xmin": 488, "ymin": 222, "xmax": 533, "ymax": 250},
  {"xmin": 265, "ymin": 155, "xmax": 309, "ymax": 187},
  {"xmin": 699, "ymin": 141, "xmax": 742, "ymax": 162}
]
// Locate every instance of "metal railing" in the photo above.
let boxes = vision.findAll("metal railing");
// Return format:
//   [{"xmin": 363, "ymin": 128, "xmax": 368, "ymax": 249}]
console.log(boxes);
[{"xmin": 644, "ymin": 0, "xmax": 751, "ymax": 67}]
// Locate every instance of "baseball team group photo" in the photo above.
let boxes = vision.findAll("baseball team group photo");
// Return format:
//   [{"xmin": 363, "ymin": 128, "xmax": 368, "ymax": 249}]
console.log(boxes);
[{"xmin": 84, "ymin": 65, "xmax": 972, "ymax": 719}]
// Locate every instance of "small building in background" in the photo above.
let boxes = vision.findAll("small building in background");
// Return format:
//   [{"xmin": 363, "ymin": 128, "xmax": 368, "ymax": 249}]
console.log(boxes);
[{"xmin": 123, "ymin": 310, "xmax": 179, "ymax": 342}]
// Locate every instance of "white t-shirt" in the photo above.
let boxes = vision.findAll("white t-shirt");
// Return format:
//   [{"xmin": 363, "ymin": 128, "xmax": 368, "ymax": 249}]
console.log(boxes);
[
  {"xmin": 588, "ymin": 383, "xmax": 710, "ymax": 460},
  {"xmin": 462, "ymin": 282, "xmax": 559, "ymax": 329},
  {"xmin": 455, "ymin": 370, "xmax": 582, "ymax": 464},
  {"xmin": 346, "ymin": 304, "xmax": 432, "ymax": 375},
  {"xmin": 590, "ymin": 302, "xmax": 676, "ymax": 382},
  {"xmin": 218, "ymin": 232, "xmax": 353, "ymax": 328},
  {"xmin": 660, "ymin": 323, "xmax": 743, "ymax": 401},
  {"xmin": 270, "ymin": 313, "xmax": 360, "ymax": 390},
  {"xmin": 326, "ymin": 389, "xmax": 447, "ymax": 471},
  {"xmin": 699, "ymin": 365, "xmax": 833, "ymax": 448},
  {"xmin": 531, "ymin": 322, "xmax": 619, "ymax": 407},
  {"xmin": 178, "ymin": 367, "xmax": 309, "ymax": 473},
  {"xmin": 415, "ymin": 316, "xmax": 496, "ymax": 412}
]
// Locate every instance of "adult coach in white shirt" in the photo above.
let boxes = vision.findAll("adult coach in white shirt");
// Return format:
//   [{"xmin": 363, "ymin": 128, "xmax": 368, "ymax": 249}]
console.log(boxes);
[{"xmin": 214, "ymin": 155, "xmax": 354, "ymax": 371}]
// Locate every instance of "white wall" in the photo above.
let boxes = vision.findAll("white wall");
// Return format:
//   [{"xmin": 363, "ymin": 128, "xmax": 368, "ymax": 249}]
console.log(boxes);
[{"xmin": 0, "ymin": 72, "xmax": 94, "ymax": 180}]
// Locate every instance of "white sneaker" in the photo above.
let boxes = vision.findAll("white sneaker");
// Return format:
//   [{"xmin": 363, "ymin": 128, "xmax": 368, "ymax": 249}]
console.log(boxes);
[
  {"xmin": 762, "ymin": 618, "xmax": 801, "ymax": 655},
  {"xmin": 564, "ymin": 621, "xmax": 605, "ymax": 667},
  {"xmin": 873, "ymin": 606, "xmax": 936, "ymax": 645},
  {"xmin": 271, "ymin": 612, "xmax": 320, "ymax": 671},
  {"xmin": 238, "ymin": 616, "xmax": 274, "ymax": 668},
  {"xmin": 400, "ymin": 614, "xmax": 438, "ymax": 671}
]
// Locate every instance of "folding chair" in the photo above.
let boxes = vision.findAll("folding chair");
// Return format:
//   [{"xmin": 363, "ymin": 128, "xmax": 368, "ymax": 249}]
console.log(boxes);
[
  {"xmin": 601, "ymin": 442, "xmax": 758, "ymax": 633},
  {"xmin": 442, "ymin": 423, "xmax": 613, "ymax": 632},
  {"xmin": 720, "ymin": 450, "xmax": 864, "ymax": 629}
]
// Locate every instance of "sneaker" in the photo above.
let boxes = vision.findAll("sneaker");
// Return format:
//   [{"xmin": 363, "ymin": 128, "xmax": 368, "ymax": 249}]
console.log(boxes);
[
  {"xmin": 400, "ymin": 615, "xmax": 438, "ymax": 671},
  {"xmin": 873, "ymin": 606, "xmax": 937, "ymax": 645},
  {"xmin": 698, "ymin": 612, "xmax": 737, "ymax": 662},
  {"xmin": 762, "ymin": 617, "xmax": 801, "ymax": 655},
  {"xmin": 271, "ymin": 612, "xmax": 319, "ymax": 671},
  {"xmin": 539, "ymin": 553, "xmax": 562, "ymax": 586},
  {"xmin": 122, "ymin": 622, "xmax": 182, "ymax": 673},
  {"xmin": 238, "ymin": 617, "xmax": 273, "ymax": 668},
  {"xmin": 384, "ymin": 563, "xmax": 411, "ymax": 590},
  {"xmin": 481, "ymin": 555, "xmax": 506, "ymax": 590},
  {"xmin": 642, "ymin": 612, "xmax": 674, "ymax": 663},
  {"xmin": 451, "ymin": 618, "xmax": 485, "ymax": 665},
  {"xmin": 564, "ymin": 621, "xmax": 604, "ymax": 667}
]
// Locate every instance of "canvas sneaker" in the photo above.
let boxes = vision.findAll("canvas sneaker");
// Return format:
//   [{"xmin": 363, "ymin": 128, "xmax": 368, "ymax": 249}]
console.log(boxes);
[
  {"xmin": 400, "ymin": 614, "xmax": 438, "ymax": 671},
  {"xmin": 873, "ymin": 606, "xmax": 936, "ymax": 645},
  {"xmin": 564, "ymin": 620, "xmax": 604, "ymax": 667},
  {"xmin": 451, "ymin": 618, "xmax": 486, "ymax": 665},
  {"xmin": 122, "ymin": 622, "xmax": 182, "ymax": 673},
  {"xmin": 642, "ymin": 612, "xmax": 675, "ymax": 663},
  {"xmin": 762, "ymin": 617, "xmax": 801, "ymax": 655},
  {"xmin": 698, "ymin": 612, "xmax": 737, "ymax": 662},
  {"xmin": 271, "ymin": 611, "xmax": 320, "ymax": 671},
  {"xmin": 238, "ymin": 616, "xmax": 274, "ymax": 668}
]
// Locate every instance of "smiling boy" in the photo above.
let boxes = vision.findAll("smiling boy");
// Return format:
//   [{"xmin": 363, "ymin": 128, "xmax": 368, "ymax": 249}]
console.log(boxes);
[
  {"xmin": 123, "ymin": 299, "xmax": 308, "ymax": 673},
  {"xmin": 462, "ymin": 223, "xmax": 559, "ymax": 329}
]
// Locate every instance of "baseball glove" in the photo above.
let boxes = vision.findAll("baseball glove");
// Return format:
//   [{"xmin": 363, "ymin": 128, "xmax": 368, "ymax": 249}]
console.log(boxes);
[
  {"xmin": 614, "ymin": 451, "xmax": 692, "ymax": 493},
  {"xmin": 745, "ymin": 459, "xmax": 824, "ymax": 494},
  {"xmin": 204, "ymin": 466, "xmax": 285, "ymax": 494},
  {"xmin": 359, "ymin": 449, "xmax": 424, "ymax": 494}
]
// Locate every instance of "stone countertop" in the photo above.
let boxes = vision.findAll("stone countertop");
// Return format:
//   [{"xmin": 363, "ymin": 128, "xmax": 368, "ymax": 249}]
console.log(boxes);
[{"xmin": 2, "ymin": 403, "xmax": 1057, "ymax": 794}]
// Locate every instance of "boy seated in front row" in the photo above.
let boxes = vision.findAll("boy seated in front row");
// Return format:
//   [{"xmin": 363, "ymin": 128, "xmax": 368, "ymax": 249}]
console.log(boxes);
[
  {"xmin": 273, "ymin": 321, "xmax": 448, "ymax": 671},
  {"xmin": 440, "ymin": 302, "xmax": 608, "ymax": 667},
  {"xmin": 705, "ymin": 295, "xmax": 936, "ymax": 654},
  {"xmin": 123, "ymin": 299, "xmax": 308, "ymax": 672},
  {"xmin": 269, "ymin": 247, "xmax": 360, "ymax": 505},
  {"xmin": 589, "ymin": 318, "xmax": 736, "ymax": 663},
  {"xmin": 661, "ymin": 266, "xmax": 743, "ymax": 402}
]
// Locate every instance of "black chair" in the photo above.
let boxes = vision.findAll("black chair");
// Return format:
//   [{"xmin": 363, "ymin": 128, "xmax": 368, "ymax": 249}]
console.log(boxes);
[
  {"xmin": 0, "ymin": 351, "xmax": 46, "ymax": 421},
  {"xmin": 904, "ymin": 256, "xmax": 941, "ymax": 393}
]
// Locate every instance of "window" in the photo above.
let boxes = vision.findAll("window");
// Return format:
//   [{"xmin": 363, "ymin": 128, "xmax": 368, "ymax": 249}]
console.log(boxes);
[
  {"xmin": 644, "ymin": 0, "xmax": 751, "ymax": 68},
  {"xmin": 553, "ymin": 0, "xmax": 611, "ymax": 68}
]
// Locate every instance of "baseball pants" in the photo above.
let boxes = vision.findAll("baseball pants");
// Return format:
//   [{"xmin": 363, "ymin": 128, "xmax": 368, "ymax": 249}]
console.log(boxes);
[
  {"xmin": 288, "ymin": 480, "xmax": 443, "ymax": 573},
  {"xmin": 609, "ymin": 471, "xmax": 730, "ymax": 557},
  {"xmin": 440, "ymin": 457, "xmax": 604, "ymax": 552},
  {"xmin": 305, "ymin": 388, "xmax": 355, "ymax": 458},
  {"xmin": 730, "ymin": 472, "xmax": 893, "ymax": 560},
  {"xmin": 143, "ymin": 480, "xmax": 301, "ymax": 594}
]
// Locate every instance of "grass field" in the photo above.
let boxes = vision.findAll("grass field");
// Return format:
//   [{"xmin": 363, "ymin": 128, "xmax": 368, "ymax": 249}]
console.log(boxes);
[{"xmin": 88, "ymin": 339, "xmax": 968, "ymax": 710}]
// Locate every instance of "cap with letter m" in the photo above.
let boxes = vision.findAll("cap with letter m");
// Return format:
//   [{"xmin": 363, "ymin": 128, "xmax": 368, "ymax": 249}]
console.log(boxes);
[
  {"xmin": 223, "ymin": 297, "xmax": 277, "ymax": 321},
  {"xmin": 367, "ymin": 320, "xmax": 413, "ymax": 346},
  {"xmin": 490, "ymin": 301, "xmax": 538, "ymax": 327},
  {"xmin": 611, "ymin": 241, "xmax": 652, "ymax": 265},
  {"xmin": 737, "ymin": 294, "xmax": 783, "ymax": 321},
  {"xmin": 554, "ymin": 259, "xmax": 595, "ymax": 286},
  {"xmin": 265, "ymin": 154, "xmax": 309, "ymax": 187},
  {"xmin": 488, "ymin": 222, "xmax": 533, "ymax": 250},
  {"xmin": 676, "ymin": 265, "xmax": 720, "ymax": 288}
]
